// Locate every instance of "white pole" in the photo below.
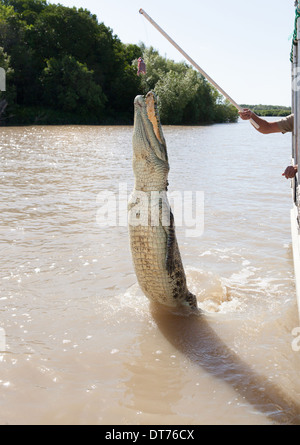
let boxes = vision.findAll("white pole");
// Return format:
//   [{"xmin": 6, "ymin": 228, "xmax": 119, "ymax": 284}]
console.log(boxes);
[{"xmin": 139, "ymin": 9, "xmax": 260, "ymax": 129}]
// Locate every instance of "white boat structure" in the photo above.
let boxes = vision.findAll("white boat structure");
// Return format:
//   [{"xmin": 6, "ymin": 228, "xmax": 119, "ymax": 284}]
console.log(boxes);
[{"xmin": 291, "ymin": 1, "xmax": 300, "ymax": 318}]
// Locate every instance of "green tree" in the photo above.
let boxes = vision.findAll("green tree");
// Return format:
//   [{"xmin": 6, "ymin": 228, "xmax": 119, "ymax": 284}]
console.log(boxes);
[
  {"xmin": 41, "ymin": 55, "xmax": 107, "ymax": 118},
  {"xmin": 0, "ymin": 1, "xmax": 239, "ymax": 125},
  {"xmin": 182, "ymin": 71, "xmax": 215, "ymax": 124},
  {"xmin": 154, "ymin": 69, "xmax": 198, "ymax": 124},
  {"xmin": 0, "ymin": 0, "xmax": 143, "ymax": 123},
  {"xmin": 106, "ymin": 40, "xmax": 142, "ymax": 116},
  {"xmin": 214, "ymin": 99, "xmax": 239, "ymax": 123},
  {"xmin": 28, "ymin": 3, "xmax": 142, "ymax": 110}
]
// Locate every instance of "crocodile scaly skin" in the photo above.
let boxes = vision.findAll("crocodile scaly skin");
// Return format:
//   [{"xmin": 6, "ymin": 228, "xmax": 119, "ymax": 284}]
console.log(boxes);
[{"xmin": 128, "ymin": 92, "xmax": 197, "ymax": 309}]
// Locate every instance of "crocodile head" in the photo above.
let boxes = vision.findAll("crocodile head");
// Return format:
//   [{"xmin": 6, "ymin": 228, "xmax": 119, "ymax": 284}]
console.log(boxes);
[{"xmin": 132, "ymin": 91, "xmax": 169, "ymax": 192}]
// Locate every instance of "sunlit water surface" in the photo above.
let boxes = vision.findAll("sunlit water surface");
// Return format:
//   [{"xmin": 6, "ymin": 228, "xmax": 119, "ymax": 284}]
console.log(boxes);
[{"xmin": 0, "ymin": 120, "xmax": 299, "ymax": 425}]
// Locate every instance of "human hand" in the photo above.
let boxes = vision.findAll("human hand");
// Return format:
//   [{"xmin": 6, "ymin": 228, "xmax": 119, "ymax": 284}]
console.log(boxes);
[
  {"xmin": 239, "ymin": 109, "xmax": 253, "ymax": 120},
  {"xmin": 282, "ymin": 165, "xmax": 298, "ymax": 179}
]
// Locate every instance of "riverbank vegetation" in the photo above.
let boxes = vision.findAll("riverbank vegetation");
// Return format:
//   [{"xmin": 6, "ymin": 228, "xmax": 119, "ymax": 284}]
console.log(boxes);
[
  {"xmin": 0, "ymin": 0, "xmax": 239, "ymax": 125},
  {"xmin": 240, "ymin": 104, "xmax": 292, "ymax": 117}
]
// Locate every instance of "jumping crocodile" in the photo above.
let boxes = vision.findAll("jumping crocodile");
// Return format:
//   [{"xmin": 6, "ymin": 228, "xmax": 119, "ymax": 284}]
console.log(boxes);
[{"xmin": 128, "ymin": 92, "xmax": 198, "ymax": 310}]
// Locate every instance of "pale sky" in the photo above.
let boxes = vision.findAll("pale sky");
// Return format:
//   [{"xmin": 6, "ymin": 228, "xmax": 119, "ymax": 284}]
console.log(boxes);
[{"xmin": 50, "ymin": 0, "xmax": 296, "ymax": 106}]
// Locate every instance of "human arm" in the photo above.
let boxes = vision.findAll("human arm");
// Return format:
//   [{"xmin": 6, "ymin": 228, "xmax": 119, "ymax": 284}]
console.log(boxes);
[{"xmin": 239, "ymin": 109, "xmax": 282, "ymax": 134}]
